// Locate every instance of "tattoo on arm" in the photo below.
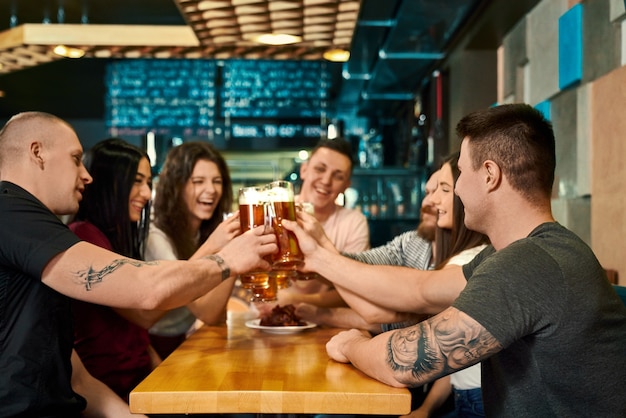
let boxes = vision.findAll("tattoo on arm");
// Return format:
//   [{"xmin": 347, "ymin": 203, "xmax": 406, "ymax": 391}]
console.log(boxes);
[
  {"xmin": 75, "ymin": 259, "xmax": 158, "ymax": 291},
  {"xmin": 386, "ymin": 307, "xmax": 502, "ymax": 385}
]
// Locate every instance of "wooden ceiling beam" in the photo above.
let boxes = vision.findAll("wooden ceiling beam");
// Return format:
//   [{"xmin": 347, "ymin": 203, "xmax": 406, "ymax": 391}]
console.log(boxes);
[{"xmin": 0, "ymin": 24, "xmax": 199, "ymax": 50}]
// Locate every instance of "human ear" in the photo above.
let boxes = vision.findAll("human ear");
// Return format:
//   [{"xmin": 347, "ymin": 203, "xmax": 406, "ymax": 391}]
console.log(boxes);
[
  {"xmin": 483, "ymin": 160, "xmax": 501, "ymax": 190},
  {"xmin": 30, "ymin": 141, "xmax": 45, "ymax": 170},
  {"xmin": 299, "ymin": 160, "xmax": 308, "ymax": 180}
]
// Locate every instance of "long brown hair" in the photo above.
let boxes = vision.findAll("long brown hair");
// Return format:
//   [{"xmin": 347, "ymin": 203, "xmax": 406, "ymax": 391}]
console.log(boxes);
[
  {"xmin": 153, "ymin": 141, "xmax": 232, "ymax": 259},
  {"xmin": 434, "ymin": 152, "xmax": 489, "ymax": 269}
]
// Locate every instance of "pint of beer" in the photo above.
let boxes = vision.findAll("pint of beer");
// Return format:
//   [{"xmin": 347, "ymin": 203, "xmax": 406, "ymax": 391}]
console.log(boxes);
[
  {"xmin": 266, "ymin": 181, "xmax": 304, "ymax": 269},
  {"xmin": 249, "ymin": 276, "xmax": 278, "ymax": 302},
  {"xmin": 238, "ymin": 186, "xmax": 271, "ymax": 289},
  {"xmin": 270, "ymin": 269, "xmax": 296, "ymax": 289}
]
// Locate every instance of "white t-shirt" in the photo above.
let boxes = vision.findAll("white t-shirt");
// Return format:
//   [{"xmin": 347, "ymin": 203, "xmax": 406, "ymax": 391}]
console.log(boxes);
[
  {"xmin": 446, "ymin": 244, "xmax": 487, "ymax": 390},
  {"xmin": 144, "ymin": 224, "xmax": 197, "ymax": 336}
]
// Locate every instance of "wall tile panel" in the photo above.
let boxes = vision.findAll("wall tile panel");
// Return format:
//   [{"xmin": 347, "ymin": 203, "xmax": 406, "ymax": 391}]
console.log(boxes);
[
  {"xmin": 502, "ymin": 19, "xmax": 528, "ymax": 100},
  {"xmin": 527, "ymin": 0, "xmax": 569, "ymax": 105},
  {"xmin": 583, "ymin": 0, "xmax": 620, "ymax": 83},
  {"xmin": 590, "ymin": 65, "xmax": 626, "ymax": 283},
  {"xmin": 551, "ymin": 88, "xmax": 578, "ymax": 198}
]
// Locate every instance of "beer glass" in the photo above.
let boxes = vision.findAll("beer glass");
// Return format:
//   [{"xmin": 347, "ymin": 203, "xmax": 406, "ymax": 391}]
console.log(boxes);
[
  {"xmin": 238, "ymin": 186, "xmax": 271, "ymax": 289},
  {"xmin": 265, "ymin": 181, "xmax": 304, "ymax": 269},
  {"xmin": 249, "ymin": 276, "xmax": 278, "ymax": 302},
  {"xmin": 295, "ymin": 200, "xmax": 320, "ymax": 281},
  {"xmin": 270, "ymin": 269, "xmax": 296, "ymax": 290}
]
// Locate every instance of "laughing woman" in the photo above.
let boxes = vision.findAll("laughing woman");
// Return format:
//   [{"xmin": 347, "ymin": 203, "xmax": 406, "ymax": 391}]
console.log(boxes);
[
  {"xmin": 145, "ymin": 141, "xmax": 241, "ymax": 358},
  {"xmin": 69, "ymin": 138, "xmax": 158, "ymax": 401}
]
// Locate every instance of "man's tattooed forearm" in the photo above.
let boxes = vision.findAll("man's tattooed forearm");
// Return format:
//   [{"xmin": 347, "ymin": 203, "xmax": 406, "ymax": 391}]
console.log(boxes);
[
  {"xmin": 387, "ymin": 323, "xmax": 443, "ymax": 379},
  {"xmin": 385, "ymin": 308, "xmax": 502, "ymax": 385},
  {"xmin": 75, "ymin": 259, "xmax": 159, "ymax": 290}
]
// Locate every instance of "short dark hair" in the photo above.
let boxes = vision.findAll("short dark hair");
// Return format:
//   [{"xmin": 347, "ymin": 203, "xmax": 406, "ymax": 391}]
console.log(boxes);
[
  {"xmin": 310, "ymin": 138, "xmax": 355, "ymax": 173},
  {"xmin": 456, "ymin": 103, "xmax": 555, "ymax": 203}
]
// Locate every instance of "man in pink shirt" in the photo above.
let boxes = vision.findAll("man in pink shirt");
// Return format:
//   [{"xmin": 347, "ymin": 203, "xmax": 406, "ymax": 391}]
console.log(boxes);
[{"xmin": 280, "ymin": 138, "xmax": 370, "ymax": 307}]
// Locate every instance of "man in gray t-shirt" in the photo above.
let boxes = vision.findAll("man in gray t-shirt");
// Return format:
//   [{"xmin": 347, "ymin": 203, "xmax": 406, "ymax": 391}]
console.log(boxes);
[{"xmin": 312, "ymin": 104, "xmax": 626, "ymax": 416}]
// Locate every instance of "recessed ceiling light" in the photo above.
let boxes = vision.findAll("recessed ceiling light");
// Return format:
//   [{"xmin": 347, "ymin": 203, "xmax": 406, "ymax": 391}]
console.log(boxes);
[
  {"xmin": 250, "ymin": 33, "xmax": 302, "ymax": 45},
  {"xmin": 53, "ymin": 45, "xmax": 85, "ymax": 58},
  {"xmin": 323, "ymin": 48, "xmax": 350, "ymax": 62}
]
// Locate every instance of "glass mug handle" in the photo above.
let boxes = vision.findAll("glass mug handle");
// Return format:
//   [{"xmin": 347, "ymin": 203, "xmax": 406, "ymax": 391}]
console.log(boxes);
[{"xmin": 263, "ymin": 198, "xmax": 274, "ymax": 233}]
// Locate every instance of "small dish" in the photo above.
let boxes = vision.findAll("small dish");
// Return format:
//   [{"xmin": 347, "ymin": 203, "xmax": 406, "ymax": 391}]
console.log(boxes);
[{"xmin": 245, "ymin": 319, "xmax": 317, "ymax": 334}]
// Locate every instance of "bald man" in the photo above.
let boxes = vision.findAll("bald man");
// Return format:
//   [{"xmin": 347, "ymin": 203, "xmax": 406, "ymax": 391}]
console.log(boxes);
[{"xmin": 0, "ymin": 112, "xmax": 277, "ymax": 417}]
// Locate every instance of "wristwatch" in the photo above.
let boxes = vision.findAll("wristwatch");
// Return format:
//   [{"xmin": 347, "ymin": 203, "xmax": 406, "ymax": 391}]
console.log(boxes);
[{"xmin": 206, "ymin": 254, "xmax": 230, "ymax": 281}]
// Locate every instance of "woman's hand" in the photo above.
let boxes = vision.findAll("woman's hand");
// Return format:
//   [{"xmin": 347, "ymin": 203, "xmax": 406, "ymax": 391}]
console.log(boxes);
[{"xmin": 197, "ymin": 210, "xmax": 242, "ymax": 256}]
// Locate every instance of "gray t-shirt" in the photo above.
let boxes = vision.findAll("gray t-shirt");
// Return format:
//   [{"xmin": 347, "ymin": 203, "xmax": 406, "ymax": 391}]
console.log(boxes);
[{"xmin": 456, "ymin": 222, "xmax": 626, "ymax": 416}]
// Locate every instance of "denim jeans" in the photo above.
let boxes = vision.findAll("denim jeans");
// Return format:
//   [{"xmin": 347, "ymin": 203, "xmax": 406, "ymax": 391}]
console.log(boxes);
[{"xmin": 453, "ymin": 387, "xmax": 485, "ymax": 417}]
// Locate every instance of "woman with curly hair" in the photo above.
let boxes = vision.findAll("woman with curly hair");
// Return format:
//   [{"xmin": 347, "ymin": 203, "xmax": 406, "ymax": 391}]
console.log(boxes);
[{"xmin": 145, "ymin": 141, "xmax": 241, "ymax": 358}]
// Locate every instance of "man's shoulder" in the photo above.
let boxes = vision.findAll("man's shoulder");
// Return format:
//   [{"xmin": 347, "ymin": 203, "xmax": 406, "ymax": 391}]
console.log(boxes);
[
  {"xmin": 0, "ymin": 181, "xmax": 52, "ymax": 218},
  {"xmin": 0, "ymin": 181, "xmax": 34, "ymax": 202}
]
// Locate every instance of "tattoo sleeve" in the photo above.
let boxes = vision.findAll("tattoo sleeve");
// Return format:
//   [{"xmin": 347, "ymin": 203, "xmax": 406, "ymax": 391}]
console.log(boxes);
[
  {"xmin": 387, "ymin": 307, "xmax": 502, "ymax": 386},
  {"xmin": 74, "ymin": 258, "xmax": 158, "ymax": 291}
]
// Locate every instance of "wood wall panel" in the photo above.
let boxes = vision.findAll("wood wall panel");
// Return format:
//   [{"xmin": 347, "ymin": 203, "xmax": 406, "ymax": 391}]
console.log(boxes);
[{"xmin": 590, "ymin": 65, "xmax": 626, "ymax": 284}]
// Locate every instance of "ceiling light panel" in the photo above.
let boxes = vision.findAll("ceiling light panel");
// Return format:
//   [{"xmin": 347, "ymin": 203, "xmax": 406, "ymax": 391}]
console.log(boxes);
[
  {"xmin": 0, "ymin": 1, "xmax": 361, "ymax": 75},
  {"xmin": 175, "ymin": 0, "xmax": 361, "ymax": 59}
]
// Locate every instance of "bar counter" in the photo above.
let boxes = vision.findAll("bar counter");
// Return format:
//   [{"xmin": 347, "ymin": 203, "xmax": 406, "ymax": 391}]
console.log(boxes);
[{"xmin": 129, "ymin": 311, "xmax": 411, "ymax": 415}]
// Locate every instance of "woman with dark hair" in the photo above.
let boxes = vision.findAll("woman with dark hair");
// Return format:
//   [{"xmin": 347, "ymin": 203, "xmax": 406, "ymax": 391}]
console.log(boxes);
[
  {"xmin": 69, "ymin": 138, "xmax": 158, "ymax": 401},
  {"xmin": 433, "ymin": 152, "xmax": 488, "ymax": 269},
  {"xmin": 406, "ymin": 152, "xmax": 488, "ymax": 418},
  {"xmin": 145, "ymin": 141, "xmax": 242, "ymax": 358}
]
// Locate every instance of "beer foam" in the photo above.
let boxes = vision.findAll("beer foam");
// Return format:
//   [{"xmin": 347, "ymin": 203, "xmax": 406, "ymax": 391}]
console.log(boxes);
[
  {"xmin": 239, "ymin": 188, "xmax": 265, "ymax": 204},
  {"xmin": 267, "ymin": 185, "xmax": 292, "ymax": 201}
]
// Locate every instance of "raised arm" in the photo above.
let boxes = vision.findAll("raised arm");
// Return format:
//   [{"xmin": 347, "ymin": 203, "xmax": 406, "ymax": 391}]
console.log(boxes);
[
  {"xmin": 326, "ymin": 306, "xmax": 502, "ymax": 388},
  {"xmin": 186, "ymin": 212, "xmax": 243, "ymax": 324},
  {"xmin": 283, "ymin": 219, "xmax": 465, "ymax": 317},
  {"xmin": 42, "ymin": 226, "xmax": 276, "ymax": 311}
]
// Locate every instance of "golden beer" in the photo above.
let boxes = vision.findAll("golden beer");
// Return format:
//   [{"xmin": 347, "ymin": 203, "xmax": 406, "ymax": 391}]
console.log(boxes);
[
  {"xmin": 266, "ymin": 181, "xmax": 304, "ymax": 269},
  {"xmin": 238, "ymin": 186, "xmax": 271, "ymax": 289},
  {"xmin": 250, "ymin": 275, "xmax": 278, "ymax": 302}
]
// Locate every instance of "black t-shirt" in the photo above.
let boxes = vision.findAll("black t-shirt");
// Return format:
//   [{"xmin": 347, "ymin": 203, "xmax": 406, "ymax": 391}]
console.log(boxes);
[{"xmin": 0, "ymin": 181, "xmax": 85, "ymax": 417}]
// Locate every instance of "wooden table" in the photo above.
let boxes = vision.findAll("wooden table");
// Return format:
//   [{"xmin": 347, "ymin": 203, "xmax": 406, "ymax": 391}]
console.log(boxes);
[{"xmin": 129, "ymin": 312, "xmax": 411, "ymax": 415}]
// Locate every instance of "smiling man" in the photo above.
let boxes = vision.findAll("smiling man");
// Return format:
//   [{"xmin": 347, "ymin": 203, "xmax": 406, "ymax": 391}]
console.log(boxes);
[
  {"xmin": 278, "ymin": 138, "xmax": 370, "ymax": 307},
  {"xmin": 0, "ymin": 112, "xmax": 277, "ymax": 417}
]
